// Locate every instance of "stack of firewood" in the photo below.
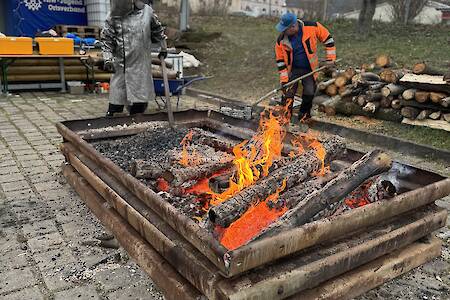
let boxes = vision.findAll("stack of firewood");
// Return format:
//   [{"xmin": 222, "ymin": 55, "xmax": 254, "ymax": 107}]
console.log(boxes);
[{"xmin": 317, "ymin": 55, "xmax": 450, "ymax": 128}]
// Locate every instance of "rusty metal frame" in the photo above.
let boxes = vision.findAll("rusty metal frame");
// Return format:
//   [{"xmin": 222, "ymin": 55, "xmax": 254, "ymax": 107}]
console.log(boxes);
[
  {"xmin": 56, "ymin": 110, "xmax": 450, "ymax": 277},
  {"xmin": 61, "ymin": 142, "xmax": 446, "ymax": 299}
]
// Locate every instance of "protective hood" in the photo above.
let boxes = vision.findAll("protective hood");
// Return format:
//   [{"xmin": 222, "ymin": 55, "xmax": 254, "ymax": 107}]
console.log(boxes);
[{"xmin": 110, "ymin": 0, "xmax": 134, "ymax": 17}]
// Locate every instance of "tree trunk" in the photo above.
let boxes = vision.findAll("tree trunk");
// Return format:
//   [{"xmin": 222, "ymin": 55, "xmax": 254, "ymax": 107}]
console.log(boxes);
[
  {"xmin": 381, "ymin": 84, "xmax": 407, "ymax": 97},
  {"xmin": 401, "ymin": 106, "xmax": 420, "ymax": 119},
  {"xmin": 363, "ymin": 102, "xmax": 381, "ymax": 113},
  {"xmin": 402, "ymin": 89, "xmax": 417, "ymax": 101},
  {"xmin": 391, "ymin": 99, "xmax": 402, "ymax": 110},
  {"xmin": 319, "ymin": 95, "xmax": 343, "ymax": 116},
  {"xmin": 416, "ymin": 110, "xmax": 432, "ymax": 121},
  {"xmin": 380, "ymin": 97, "xmax": 393, "ymax": 108},
  {"xmin": 208, "ymin": 137, "xmax": 346, "ymax": 228},
  {"xmin": 412, "ymin": 62, "xmax": 444, "ymax": 76},
  {"xmin": 256, "ymin": 150, "xmax": 392, "ymax": 239},
  {"xmin": 318, "ymin": 79, "xmax": 336, "ymax": 91},
  {"xmin": 358, "ymin": 0, "xmax": 378, "ymax": 36},
  {"xmin": 325, "ymin": 84, "xmax": 338, "ymax": 96},
  {"xmin": 415, "ymin": 91, "xmax": 430, "ymax": 103},
  {"xmin": 335, "ymin": 75, "xmax": 349, "ymax": 88},
  {"xmin": 429, "ymin": 92, "xmax": 447, "ymax": 104},
  {"xmin": 380, "ymin": 69, "xmax": 405, "ymax": 83},
  {"xmin": 429, "ymin": 111, "xmax": 442, "ymax": 120},
  {"xmin": 376, "ymin": 54, "xmax": 391, "ymax": 68}
]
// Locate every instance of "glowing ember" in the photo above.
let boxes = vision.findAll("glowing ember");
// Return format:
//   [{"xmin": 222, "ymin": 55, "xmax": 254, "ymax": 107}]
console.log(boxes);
[
  {"xmin": 156, "ymin": 178, "xmax": 170, "ymax": 192},
  {"xmin": 344, "ymin": 180, "xmax": 373, "ymax": 209},
  {"xmin": 179, "ymin": 130, "xmax": 202, "ymax": 167},
  {"xmin": 220, "ymin": 180, "xmax": 287, "ymax": 250}
]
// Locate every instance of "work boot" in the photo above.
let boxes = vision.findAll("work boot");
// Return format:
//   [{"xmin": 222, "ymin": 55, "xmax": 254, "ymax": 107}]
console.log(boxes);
[
  {"xmin": 106, "ymin": 104, "xmax": 124, "ymax": 117},
  {"xmin": 129, "ymin": 103, "xmax": 148, "ymax": 116}
]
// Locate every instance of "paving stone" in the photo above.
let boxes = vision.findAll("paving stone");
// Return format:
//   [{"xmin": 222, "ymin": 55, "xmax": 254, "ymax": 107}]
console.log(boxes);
[
  {"xmin": 94, "ymin": 266, "xmax": 146, "ymax": 292},
  {"xmin": 11, "ymin": 149, "xmax": 37, "ymax": 156},
  {"xmin": 0, "ymin": 267, "xmax": 36, "ymax": 294},
  {"xmin": 0, "ymin": 173, "xmax": 26, "ymax": 184},
  {"xmin": 4, "ymin": 188, "xmax": 35, "ymax": 202},
  {"xmin": 0, "ymin": 166, "xmax": 20, "ymax": 175},
  {"xmin": 0, "ymin": 227, "xmax": 22, "ymax": 254},
  {"xmin": 106, "ymin": 284, "xmax": 164, "ymax": 300},
  {"xmin": 19, "ymin": 160, "xmax": 46, "ymax": 168},
  {"xmin": 1, "ymin": 286, "xmax": 43, "ymax": 300},
  {"xmin": 1, "ymin": 180, "xmax": 30, "ymax": 192},
  {"xmin": 23, "ymin": 166, "xmax": 52, "ymax": 176},
  {"xmin": 16, "ymin": 154, "xmax": 41, "ymax": 162},
  {"xmin": 22, "ymin": 219, "xmax": 58, "ymax": 239},
  {"xmin": 53, "ymin": 285, "xmax": 100, "ymax": 300},
  {"xmin": 40, "ymin": 265, "xmax": 75, "ymax": 291},
  {"xmin": 28, "ymin": 232, "xmax": 65, "ymax": 253},
  {"xmin": 34, "ymin": 181, "xmax": 63, "ymax": 192},
  {"xmin": 34, "ymin": 247, "xmax": 77, "ymax": 271},
  {"xmin": 0, "ymin": 249, "xmax": 29, "ymax": 271}
]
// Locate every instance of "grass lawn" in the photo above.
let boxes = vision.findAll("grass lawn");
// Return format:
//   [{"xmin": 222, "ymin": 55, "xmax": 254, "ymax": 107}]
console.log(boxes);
[{"xmin": 179, "ymin": 16, "xmax": 449, "ymax": 151}]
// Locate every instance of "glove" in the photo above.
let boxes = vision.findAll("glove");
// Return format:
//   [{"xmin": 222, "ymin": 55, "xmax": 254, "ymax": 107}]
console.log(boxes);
[
  {"xmin": 158, "ymin": 50, "xmax": 168, "ymax": 60},
  {"xmin": 102, "ymin": 60, "xmax": 116, "ymax": 73}
]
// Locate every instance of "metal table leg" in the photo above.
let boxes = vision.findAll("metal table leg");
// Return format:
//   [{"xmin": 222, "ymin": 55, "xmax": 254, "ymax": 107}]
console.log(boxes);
[
  {"xmin": 0, "ymin": 58, "xmax": 15, "ymax": 95},
  {"xmin": 59, "ymin": 57, "xmax": 67, "ymax": 93}
]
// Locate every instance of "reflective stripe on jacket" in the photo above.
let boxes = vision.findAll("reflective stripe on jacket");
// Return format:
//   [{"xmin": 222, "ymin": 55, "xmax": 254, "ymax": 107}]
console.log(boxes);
[{"xmin": 275, "ymin": 20, "xmax": 336, "ymax": 84}]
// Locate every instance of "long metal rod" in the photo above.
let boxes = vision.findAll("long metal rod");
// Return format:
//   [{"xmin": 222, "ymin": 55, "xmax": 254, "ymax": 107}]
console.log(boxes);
[
  {"xmin": 161, "ymin": 59, "xmax": 175, "ymax": 127},
  {"xmin": 252, "ymin": 59, "xmax": 342, "ymax": 107}
]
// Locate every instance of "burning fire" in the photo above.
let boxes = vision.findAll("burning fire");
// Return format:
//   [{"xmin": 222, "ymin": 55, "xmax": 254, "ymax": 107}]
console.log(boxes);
[
  {"xmin": 179, "ymin": 130, "xmax": 202, "ymax": 167},
  {"xmin": 344, "ymin": 180, "xmax": 373, "ymax": 209},
  {"xmin": 220, "ymin": 179, "xmax": 288, "ymax": 250},
  {"xmin": 291, "ymin": 130, "xmax": 328, "ymax": 176},
  {"xmin": 210, "ymin": 103, "xmax": 292, "ymax": 206}
]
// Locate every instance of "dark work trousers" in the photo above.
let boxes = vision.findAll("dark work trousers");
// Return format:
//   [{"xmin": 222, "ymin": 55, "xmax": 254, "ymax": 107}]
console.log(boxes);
[{"xmin": 281, "ymin": 68, "xmax": 317, "ymax": 118}]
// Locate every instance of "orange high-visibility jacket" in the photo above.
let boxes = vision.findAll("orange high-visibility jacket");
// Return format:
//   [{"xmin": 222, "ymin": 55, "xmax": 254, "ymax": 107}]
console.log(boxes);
[{"xmin": 275, "ymin": 20, "xmax": 336, "ymax": 84}]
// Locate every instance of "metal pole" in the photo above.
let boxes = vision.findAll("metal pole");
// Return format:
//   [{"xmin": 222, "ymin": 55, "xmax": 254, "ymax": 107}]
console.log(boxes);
[
  {"xmin": 161, "ymin": 59, "xmax": 175, "ymax": 127},
  {"xmin": 59, "ymin": 57, "xmax": 67, "ymax": 93}
]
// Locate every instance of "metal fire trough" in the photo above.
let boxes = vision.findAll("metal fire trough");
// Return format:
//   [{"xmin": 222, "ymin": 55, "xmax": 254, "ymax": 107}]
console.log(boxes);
[{"xmin": 57, "ymin": 110, "xmax": 450, "ymax": 300}]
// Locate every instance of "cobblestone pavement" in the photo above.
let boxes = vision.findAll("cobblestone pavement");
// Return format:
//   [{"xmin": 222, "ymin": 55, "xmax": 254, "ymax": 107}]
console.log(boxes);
[{"xmin": 0, "ymin": 92, "xmax": 449, "ymax": 299}]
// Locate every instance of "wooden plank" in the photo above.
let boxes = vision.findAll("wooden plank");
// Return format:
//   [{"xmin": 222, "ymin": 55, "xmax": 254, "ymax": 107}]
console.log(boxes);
[
  {"xmin": 292, "ymin": 236, "xmax": 442, "ymax": 300},
  {"xmin": 217, "ymin": 206, "xmax": 447, "ymax": 300},
  {"xmin": 400, "ymin": 74, "xmax": 450, "ymax": 94},
  {"xmin": 402, "ymin": 118, "xmax": 450, "ymax": 132}
]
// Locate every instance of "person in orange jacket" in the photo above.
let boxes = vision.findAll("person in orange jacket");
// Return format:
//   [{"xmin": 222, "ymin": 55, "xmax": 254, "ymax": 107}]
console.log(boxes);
[{"xmin": 275, "ymin": 12, "xmax": 336, "ymax": 121}]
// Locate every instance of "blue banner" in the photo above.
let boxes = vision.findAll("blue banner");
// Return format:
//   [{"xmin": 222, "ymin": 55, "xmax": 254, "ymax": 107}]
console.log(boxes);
[{"xmin": 6, "ymin": 0, "xmax": 88, "ymax": 37}]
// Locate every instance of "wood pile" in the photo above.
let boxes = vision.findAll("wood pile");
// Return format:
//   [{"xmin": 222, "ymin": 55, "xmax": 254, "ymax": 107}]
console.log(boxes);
[{"xmin": 317, "ymin": 56, "xmax": 450, "ymax": 130}]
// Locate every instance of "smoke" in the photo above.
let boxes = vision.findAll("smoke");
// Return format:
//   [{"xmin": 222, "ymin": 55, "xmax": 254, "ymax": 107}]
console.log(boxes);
[{"xmin": 379, "ymin": 162, "xmax": 416, "ymax": 190}]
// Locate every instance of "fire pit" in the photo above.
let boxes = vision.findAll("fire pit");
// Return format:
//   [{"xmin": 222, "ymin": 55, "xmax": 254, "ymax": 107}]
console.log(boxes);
[{"xmin": 57, "ymin": 109, "xmax": 450, "ymax": 299}]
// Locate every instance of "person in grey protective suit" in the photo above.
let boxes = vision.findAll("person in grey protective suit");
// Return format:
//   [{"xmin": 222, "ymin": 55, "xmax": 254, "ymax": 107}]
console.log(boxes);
[{"xmin": 101, "ymin": 0, "xmax": 167, "ymax": 116}]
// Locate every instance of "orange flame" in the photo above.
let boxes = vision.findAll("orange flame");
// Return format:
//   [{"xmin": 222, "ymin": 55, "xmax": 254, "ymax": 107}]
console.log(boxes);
[
  {"xmin": 291, "ymin": 130, "xmax": 328, "ymax": 176},
  {"xmin": 219, "ymin": 179, "xmax": 288, "ymax": 250},
  {"xmin": 179, "ymin": 130, "xmax": 202, "ymax": 167},
  {"xmin": 210, "ymin": 103, "xmax": 292, "ymax": 206}
]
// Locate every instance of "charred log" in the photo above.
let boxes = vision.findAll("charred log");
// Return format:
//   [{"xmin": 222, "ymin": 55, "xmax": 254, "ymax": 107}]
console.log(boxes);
[
  {"xmin": 208, "ymin": 137, "xmax": 346, "ymax": 228},
  {"xmin": 256, "ymin": 150, "xmax": 393, "ymax": 239}
]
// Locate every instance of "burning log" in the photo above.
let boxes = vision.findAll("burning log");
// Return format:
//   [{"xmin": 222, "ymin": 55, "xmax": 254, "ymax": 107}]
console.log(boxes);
[
  {"xmin": 131, "ymin": 160, "xmax": 167, "ymax": 180},
  {"xmin": 191, "ymin": 128, "xmax": 237, "ymax": 153},
  {"xmin": 401, "ymin": 107, "xmax": 420, "ymax": 120},
  {"xmin": 208, "ymin": 137, "xmax": 346, "ymax": 228},
  {"xmin": 256, "ymin": 150, "xmax": 392, "ymax": 239},
  {"xmin": 412, "ymin": 62, "xmax": 444, "ymax": 76},
  {"xmin": 402, "ymin": 89, "xmax": 417, "ymax": 101}
]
